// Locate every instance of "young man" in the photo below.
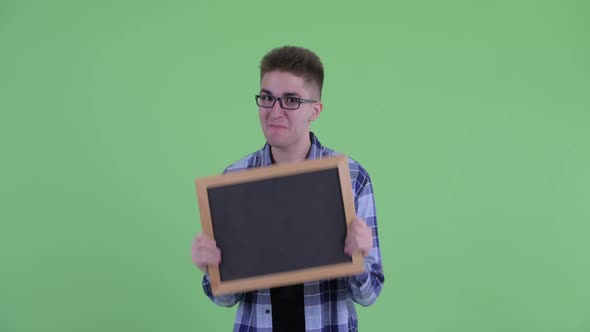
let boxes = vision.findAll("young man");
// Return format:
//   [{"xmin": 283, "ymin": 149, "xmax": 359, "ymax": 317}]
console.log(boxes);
[{"xmin": 192, "ymin": 46, "xmax": 384, "ymax": 331}]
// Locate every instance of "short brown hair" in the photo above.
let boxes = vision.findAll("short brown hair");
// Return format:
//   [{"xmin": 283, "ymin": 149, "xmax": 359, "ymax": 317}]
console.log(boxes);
[{"xmin": 260, "ymin": 46, "xmax": 324, "ymax": 98}]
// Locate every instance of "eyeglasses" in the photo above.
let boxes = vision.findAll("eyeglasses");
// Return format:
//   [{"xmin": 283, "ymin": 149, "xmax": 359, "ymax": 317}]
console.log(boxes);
[{"xmin": 255, "ymin": 94, "xmax": 317, "ymax": 110}]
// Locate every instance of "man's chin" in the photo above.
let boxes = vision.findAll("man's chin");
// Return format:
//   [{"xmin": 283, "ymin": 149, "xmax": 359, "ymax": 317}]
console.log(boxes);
[
  {"xmin": 267, "ymin": 138, "xmax": 286, "ymax": 148},
  {"xmin": 264, "ymin": 131, "xmax": 288, "ymax": 145},
  {"xmin": 265, "ymin": 136, "xmax": 290, "ymax": 149}
]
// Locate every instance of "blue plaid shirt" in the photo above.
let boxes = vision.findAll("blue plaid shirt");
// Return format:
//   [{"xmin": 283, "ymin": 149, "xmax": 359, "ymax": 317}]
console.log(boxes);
[{"xmin": 202, "ymin": 132, "xmax": 384, "ymax": 332}]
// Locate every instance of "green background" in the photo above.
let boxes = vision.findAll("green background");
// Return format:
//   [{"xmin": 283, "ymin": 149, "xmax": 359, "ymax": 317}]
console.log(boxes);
[{"xmin": 1, "ymin": 0, "xmax": 588, "ymax": 331}]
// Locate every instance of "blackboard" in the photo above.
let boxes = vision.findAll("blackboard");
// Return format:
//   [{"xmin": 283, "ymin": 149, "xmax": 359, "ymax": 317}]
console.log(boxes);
[{"xmin": 195, "ymin": 155, "xmax": 364, "ymax": 296}]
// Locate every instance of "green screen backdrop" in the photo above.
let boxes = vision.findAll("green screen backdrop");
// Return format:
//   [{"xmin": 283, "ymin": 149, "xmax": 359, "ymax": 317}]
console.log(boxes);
[{"xmin": 1, "ymin": 0, "xmax": 588, "ymax": 331}]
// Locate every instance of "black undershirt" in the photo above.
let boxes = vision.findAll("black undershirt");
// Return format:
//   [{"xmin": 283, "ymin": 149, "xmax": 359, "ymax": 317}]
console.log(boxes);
[
  {"xmin": 268, "ymin": 147, "xmax": 307, "ymax": 331},
  {"xmin": 270, "ymin": 284, "xmax": 305, "ymax": 331}
]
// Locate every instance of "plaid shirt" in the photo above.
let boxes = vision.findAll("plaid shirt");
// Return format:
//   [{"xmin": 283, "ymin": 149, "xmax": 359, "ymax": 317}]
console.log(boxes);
[{"xmin": 202, "ymin": 132, "xmax": 384, "ymax": 332}]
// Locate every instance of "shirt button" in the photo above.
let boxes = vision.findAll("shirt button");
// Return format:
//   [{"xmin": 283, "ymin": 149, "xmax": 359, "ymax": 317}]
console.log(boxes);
[{"xmin": 265, "ymin": 309, "xmax": 270, "ymax": 314}]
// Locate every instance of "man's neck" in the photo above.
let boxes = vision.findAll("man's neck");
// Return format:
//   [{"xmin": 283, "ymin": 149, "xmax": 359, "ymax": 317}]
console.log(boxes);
[{"xmin": 270, "ymin": 135, "xmax": 312, "ymax": 164}]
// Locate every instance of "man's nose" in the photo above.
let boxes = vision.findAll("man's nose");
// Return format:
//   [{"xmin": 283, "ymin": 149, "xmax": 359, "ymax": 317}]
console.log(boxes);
[{"xmin": 269, "ymin": 99, "xmax": 285, "ymax": 115}]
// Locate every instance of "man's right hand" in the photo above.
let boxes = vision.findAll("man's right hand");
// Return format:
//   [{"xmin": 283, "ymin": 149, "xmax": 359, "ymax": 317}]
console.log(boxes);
[{"xmin": 191, "ymin": 233, "xmax": 221, "ymax": 274}]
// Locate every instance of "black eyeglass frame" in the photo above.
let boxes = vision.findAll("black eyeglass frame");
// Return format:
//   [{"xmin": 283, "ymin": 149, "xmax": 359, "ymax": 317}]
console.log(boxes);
[{"xmin": 255, "ymin": 94, "xmax": 317, "ymax": 110}]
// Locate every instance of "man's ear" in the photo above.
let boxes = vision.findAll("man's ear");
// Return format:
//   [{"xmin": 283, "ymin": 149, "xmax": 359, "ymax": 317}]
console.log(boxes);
[{"xmin": 309, "ymin": 101, "xmax": 323, "ymax": 122}]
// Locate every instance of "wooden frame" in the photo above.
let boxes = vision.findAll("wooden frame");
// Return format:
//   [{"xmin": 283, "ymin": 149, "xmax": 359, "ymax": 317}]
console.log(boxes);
[{"xmin": 195, "ymin": 155, "xmax": 364, "ymax": 296}]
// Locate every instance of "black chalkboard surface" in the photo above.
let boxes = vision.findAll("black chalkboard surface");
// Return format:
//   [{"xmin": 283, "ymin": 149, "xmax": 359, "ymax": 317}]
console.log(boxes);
[{"xmin": 195, "ymin": 155, "xmax": 363, "ymax": 295}]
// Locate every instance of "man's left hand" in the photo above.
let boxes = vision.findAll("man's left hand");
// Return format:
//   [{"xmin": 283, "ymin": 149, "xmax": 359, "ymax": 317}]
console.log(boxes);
[{"xmin": 344, "ymin": 217, "xmax": 372, "ymax": 257}]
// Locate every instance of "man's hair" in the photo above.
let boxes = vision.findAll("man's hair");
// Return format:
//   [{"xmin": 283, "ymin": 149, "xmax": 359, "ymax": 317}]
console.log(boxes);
[{"xmin": 260, "ymin": 46, "xmax": 324, "ymax": 98}]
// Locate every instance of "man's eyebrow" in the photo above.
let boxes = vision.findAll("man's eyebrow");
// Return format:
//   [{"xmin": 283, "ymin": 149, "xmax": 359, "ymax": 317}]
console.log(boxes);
[{"xmin": 259, "ymin": 89, "xmax": 302, "ymax": 97}]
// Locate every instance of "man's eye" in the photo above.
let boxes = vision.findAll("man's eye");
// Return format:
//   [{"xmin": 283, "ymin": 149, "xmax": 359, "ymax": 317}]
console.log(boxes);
[
  {"xmin": 285, "ymin": 97, "xmax": 298, "ymax": 103},
  {"xmin": 261, "ymin": 95, "xmax": 274, "ymax": 101}
]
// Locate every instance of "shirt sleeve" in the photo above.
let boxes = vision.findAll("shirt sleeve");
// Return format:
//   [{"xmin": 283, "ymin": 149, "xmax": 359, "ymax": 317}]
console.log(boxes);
[
  {"xmin": 345, "ymin": 169, "xmax": 385, "ymax": 306},
  {"xmin": 202, "ymin": 273, "xmax": 244, "ymax": 307},
  {"xmin": 198, "ymin": 166, "xmax": 250, "ymax": 307}
]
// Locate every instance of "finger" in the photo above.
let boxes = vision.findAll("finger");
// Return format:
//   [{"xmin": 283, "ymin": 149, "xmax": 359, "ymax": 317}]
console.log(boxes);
[
  {"xmin": 344, "ymin": 237, "xmax": 352, "ymax": 255},
  {"xmin": 195, "ymin": 234, "xmax": 217, "ymax": 247},
  {"xmin": 194, "ymin": 236, "xmax": 220, "ymax": 252},
  {"xmin": 192, "ymin": 245, "xmax": 221, "ymax": 268},
  {"xmin": 344, "ymin": 232, "xmax": 354, "ymax": 247},
  {"xmin": 196, "ymin": 246, "xmax": 221, "ymax": 261},
  {"xmin": 344, "ymin": 244, "xmax": 352, "ymax": 256},
  {"xmin": 192, "ymin": 244, "xmax": 217, "ymax": 260},
  {"xmin": 198, "ymin": 251, "xmax": 221, "ymax": 265},
  {"xmin": 194, "ymin": 252, "xmax": 221, "ymax": 271},
  {"xmin": 194, "ymin": 242, "xmax": 220, "ymax": 255},
  {"xmin": 344, "ymin": 239, "xmax": 359, "ymax": 256}
]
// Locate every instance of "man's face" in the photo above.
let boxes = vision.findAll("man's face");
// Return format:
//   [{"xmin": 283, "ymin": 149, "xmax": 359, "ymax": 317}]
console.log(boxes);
[{"xmin": 258, "ymin": 71, "xmax": 322, "ymax": 150}]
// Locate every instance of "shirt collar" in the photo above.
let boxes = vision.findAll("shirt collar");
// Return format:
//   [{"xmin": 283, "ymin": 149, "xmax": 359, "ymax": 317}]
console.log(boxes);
[{"xmin": 261, "ymin": 132, "xmax": 323, "ymax": 166}]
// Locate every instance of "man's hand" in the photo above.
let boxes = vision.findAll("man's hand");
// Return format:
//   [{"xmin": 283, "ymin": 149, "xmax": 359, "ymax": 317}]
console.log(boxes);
[
  {"xmin": 191, "ymin": 233, "xmax": 221, "ymax": 274},
  {"xmin": 344, "ymin": 217, "xmax": 372, "ymax": 257}
]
